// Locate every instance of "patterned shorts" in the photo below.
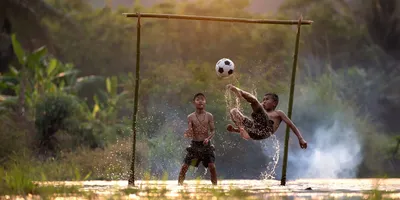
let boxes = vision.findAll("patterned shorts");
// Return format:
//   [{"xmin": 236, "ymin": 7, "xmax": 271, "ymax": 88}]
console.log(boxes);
[
  {"xmin": 183, "ymin": 141, "xmax": 215, "ymax": 168},
  {"xmin": 242, "ymin": 109, "xmax": 274, "ymax": 140}
]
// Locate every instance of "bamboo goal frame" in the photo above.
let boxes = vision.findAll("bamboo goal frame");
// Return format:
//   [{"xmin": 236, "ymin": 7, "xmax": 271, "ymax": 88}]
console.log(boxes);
[{"xmin": 123, "ymin": 12, "xmax": 313, "ymax": 186}]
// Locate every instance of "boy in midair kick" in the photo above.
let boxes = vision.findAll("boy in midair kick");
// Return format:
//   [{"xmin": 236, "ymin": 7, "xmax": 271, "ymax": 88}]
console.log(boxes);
[
  {"xmin": 178, "ymin": 93, "xmax": 218, "ymax": 185},
  {"xmin": 226, "ymin": 84, "xmax": 308, "ymax": 149}
]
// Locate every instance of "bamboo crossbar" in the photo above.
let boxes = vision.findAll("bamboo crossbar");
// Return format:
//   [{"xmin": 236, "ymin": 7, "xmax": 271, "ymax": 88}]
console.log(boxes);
[{"xmin": 123, "ymin": 13, "xmax": 313, "ymax": 25}]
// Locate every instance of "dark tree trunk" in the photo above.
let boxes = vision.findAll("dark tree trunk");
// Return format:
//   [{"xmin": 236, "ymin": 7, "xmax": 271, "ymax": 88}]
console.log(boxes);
[{"xmin": 0, "ymin": 18, "xmax": 14, "ymax": 74}]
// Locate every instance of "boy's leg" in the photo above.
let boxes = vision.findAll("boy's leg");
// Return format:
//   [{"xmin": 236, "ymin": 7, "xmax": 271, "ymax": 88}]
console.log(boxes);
[
  {"xmin": 228, "ymin": 108, "xmax": 251, "ymax": 139},
  {"xmin": 239, "ymin": 127, "xmax": 251, "ymax": 140},
  {"xmin": 178, "ymin": 164, "xmax": 189, "ymax": 185},
  {"xmin": 227, "ymin": 110, "xmax": 240, "ymax": 133},
  {"xmin": 180, "ymin": 143, "xmax": 199, "ymax": 185},
  {"xmin": 229, "ymin": 108, "xmax": 244, "ymax": 127},
  {"xmin": 208, "ymin": 163, "xmax": 217, "ymax": 185},
  {"xmin": 203, "ymin": 145, "xmax": 217, "ymax": 185},
  {"xmin": 235, "ymin": 88, "xmax": 264, "ymax": 113},
  {"xmin": 227, "ymin": 124, "xmax": 251, "ymax": 140}
]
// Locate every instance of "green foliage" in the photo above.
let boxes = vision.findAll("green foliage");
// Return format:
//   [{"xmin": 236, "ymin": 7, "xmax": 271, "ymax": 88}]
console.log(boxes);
[
  {"xmin": 1, "ymin": 36, "xmax": 126, "ymax": 155},
  {"xmin": 92, "ymin": 76, "xmax": 129, "ymax": 123},
  {"xmin": 34, "ymin": 93, "xmax": 81, "ymax": 138},
  {"xmin": 33, "ymin": 92, "xmax": 105, "ymax": 155},
  {"xmin": 2, "ymin": 164, "xmax": 36, "ymax": 195},
  {"xmin": 387, "ymin": 136, "xmax": 400, "ymax": 159},
  {"xmin": 11, "ymin": 34, "xmax": 26, "ymax": 65},
  {"xmin": 42, "ymin": 0, "xmax": 294, "ymax": 79},
  {"xmin": 43, "ymin": 2, "xmax": 137, "ymax": 76},
  {"xmin": 75, "ymin": 76, "xmax": 132, "ymax": 146},
  {"xmin": 5, "ymin": 35, "xmax": 76, "ymax": 113},
  {"xmin": 0, "ymin": 163, "xmax": 82, "ymax": 196}
]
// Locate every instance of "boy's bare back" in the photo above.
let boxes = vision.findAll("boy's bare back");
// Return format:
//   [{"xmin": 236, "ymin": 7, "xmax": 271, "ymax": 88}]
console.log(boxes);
[{"xmin": 185, "ymin": 112, "xmax": 215, "ymax": 142}]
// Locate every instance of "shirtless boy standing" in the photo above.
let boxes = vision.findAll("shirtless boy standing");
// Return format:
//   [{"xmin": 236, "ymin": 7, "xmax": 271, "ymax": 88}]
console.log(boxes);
[
  {"xmin": 226, "ymin": 84, "xmax": 307, "ymax": 149},
  {"xmin": 178, "ymin": 93, "xmax": 218, "ymax": 185}
]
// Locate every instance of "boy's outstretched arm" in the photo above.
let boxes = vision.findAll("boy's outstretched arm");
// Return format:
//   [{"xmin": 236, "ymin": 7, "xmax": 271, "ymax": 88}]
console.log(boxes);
[
  {"xmin": 204, "ymin": 113, "xmax": 215, "ymax": 145},
  {"xmin": 277, "ymin": 110, "xmax": 307, "ymax": 149}
]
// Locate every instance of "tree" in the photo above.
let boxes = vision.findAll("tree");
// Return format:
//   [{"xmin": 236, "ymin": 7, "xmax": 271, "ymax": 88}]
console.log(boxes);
[{"xmin": 0, "ymin": 0, "xmax": 77, "ymax": 72}]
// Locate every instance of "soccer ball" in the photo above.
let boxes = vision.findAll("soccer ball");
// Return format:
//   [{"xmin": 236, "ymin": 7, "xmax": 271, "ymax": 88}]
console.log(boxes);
[{"xmin": 215, "ymin": 58, "xmax": 235, "ymax": 78}]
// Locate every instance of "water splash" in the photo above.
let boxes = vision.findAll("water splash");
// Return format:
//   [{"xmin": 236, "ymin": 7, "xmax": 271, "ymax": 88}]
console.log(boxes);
[
  {"xmin": 224, "ymin": 88, "xmax": 233, "ymax": 121},
  {"xmin": 93, "ymin": 137, "xmax": 131, "ymax": 180},
  {"xmin": 260, "ymin": 134, "xmax": 280, "ymax": 179},
  {"xmin": 224, "ymin": 87, "xmax": 242, "ymax": 119}
]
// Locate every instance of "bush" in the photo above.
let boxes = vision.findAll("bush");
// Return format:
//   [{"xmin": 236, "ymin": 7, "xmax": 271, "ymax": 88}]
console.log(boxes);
[
  {"xmin": 34, "ymin": 93, "xmax": 83, "ymax": 155},
  {"xmin": 34, "ymin": 93, "xmax": 106, "ymax": 156}
]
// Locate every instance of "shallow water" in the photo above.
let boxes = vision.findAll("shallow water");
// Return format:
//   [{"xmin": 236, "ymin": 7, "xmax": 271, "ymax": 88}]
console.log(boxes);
[{"xmin": 37, "ymin": 178, "xmax": 400, "ymax": 199}]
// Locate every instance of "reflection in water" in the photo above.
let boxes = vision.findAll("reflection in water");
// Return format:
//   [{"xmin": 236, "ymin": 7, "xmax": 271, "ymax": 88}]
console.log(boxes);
[{"xmin": 37, "ymin": 179, "xmax": 400, "ymax": 199}]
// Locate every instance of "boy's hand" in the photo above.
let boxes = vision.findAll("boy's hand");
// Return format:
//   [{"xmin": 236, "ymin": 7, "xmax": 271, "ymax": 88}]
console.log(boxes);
[
  {"xmin": 184, "ymin": 128, "xmax": 193, "ymax": 138},
  {"xmin": 184, "ymin": 131, "xmax": 192, "ymax": 138},
  {"xmin": 203, "ymin": 138, "xmax": 209, "ymax": 145},
  {"xmin": 299, "ymin": 138, "xmax": 307, "ymax": 149}
]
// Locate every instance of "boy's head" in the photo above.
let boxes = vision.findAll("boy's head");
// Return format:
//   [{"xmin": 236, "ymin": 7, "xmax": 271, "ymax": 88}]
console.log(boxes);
[
  {"xmin": 262, "ymin": 93, "xmax": 279, "ymax": 111},
  {"xmin": 192, "ymin": 93, "xmax": 206, "ymax": 109}
]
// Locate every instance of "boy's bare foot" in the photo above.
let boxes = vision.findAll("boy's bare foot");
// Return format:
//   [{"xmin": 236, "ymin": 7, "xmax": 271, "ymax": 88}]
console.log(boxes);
[
  {"xmin": 227, "ymin": 124, "xmax": 240, "ymax": 133},
  {"xmin": 239, "ymin": 127, "xmax": 250, "ymax": 140}
]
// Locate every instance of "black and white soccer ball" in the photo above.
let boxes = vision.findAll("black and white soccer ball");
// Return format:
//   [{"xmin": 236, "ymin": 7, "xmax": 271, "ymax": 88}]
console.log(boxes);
[{"xmin": 215, "ymin": 58, "xmax": 235, "ymax": 78}]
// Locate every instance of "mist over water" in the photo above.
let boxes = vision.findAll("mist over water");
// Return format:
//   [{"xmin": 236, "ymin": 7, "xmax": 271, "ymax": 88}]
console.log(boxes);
[
  {"xmin": 143, "ymin": 107, "xmax": 187, "ymax": 178},
  {"xmin": 287, "ymin": 118, "xmax": 363, "ymax": 179}
]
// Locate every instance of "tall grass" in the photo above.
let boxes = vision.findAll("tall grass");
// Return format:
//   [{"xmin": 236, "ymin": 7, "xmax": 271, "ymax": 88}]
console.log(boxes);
[{"xmin": 0, "ymin": 164, "xmax": 82, "ymax": 197}]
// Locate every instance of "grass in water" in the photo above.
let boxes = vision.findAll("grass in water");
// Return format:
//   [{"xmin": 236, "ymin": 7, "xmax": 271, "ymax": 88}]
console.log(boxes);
[
  {"xmin": 2, "ymin": 166, "xmax": 399, "ymax": 200},
  {"xmin": 0, "ymin": 164, "xmax": 84, "ymax": 198},
  {"xmin": 363, "ymin": 176, "xmax": 396, "ymax": 200}
]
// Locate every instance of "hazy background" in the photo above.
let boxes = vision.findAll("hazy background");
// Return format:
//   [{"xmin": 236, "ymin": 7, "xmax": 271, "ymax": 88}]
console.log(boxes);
[
  {"xmin": 0, "ymin": 0, "xmax": 399, "ymax": 181},
  {"xmin": 89, "ymin": 0, "xmax": 284, "ymax": 13}
]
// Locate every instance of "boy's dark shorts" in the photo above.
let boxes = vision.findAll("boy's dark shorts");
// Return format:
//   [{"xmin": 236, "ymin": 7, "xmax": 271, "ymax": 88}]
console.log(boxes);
[
  {"xmin": 183, "ymin": 140, "xmax": 215, "ymax": 168},
  {"xmin": 243, "ymin": 108, "xmax": 274, "ymax": 140}
]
